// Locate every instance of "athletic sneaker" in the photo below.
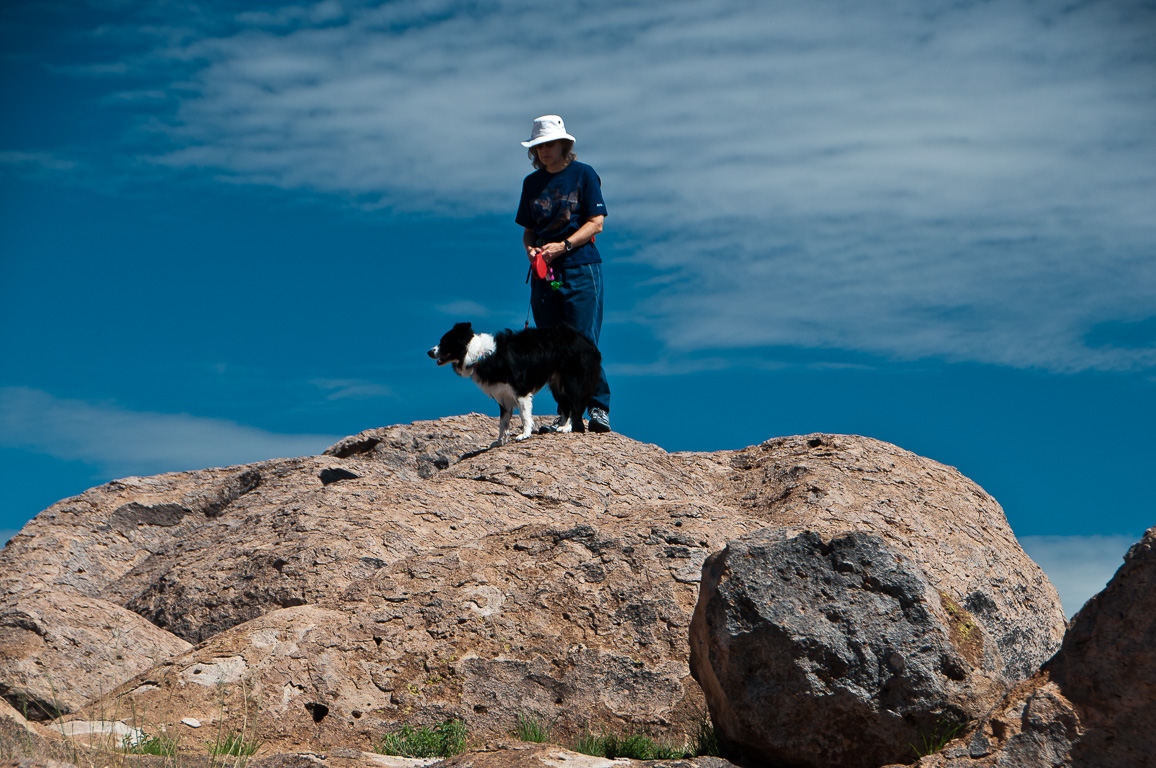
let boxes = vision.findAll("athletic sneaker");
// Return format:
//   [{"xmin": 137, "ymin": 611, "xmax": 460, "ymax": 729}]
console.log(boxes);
[{"xmin": 588, "ymin": 408, "xmax": 611, "ymax": 433}]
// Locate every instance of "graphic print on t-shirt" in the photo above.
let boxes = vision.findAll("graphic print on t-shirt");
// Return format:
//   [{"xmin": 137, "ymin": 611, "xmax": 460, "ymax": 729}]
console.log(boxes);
[{"xmin": 532, "ymin": 185, "xmax": 580, "ymax": 238}]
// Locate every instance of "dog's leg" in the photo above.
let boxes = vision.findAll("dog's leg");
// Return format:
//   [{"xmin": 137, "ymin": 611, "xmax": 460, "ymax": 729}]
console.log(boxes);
[
  {"xmin": 496, "ymin": 403, "xmax": 513, "ymax": 446},
  {"xmin": 569, "ymin": 402, "xmax": 586, "ymax": 433},
  {"xmin": 549, "ymin": 377, "xmax": 575, "ymax": 434},
  {"xmin": 572, "ymin": 346, "xmax": 601, "ymax": 434},
  {"xmin": 554, "ymin": 395, "xmax": 574, "ymax": 433},
  {"xmin": 515, "ymin": 394, "xmax": 535, "ymax": 441},
  {"xmin": 556, "ymin": 375, "xmax": 585, "ymax": 434}
]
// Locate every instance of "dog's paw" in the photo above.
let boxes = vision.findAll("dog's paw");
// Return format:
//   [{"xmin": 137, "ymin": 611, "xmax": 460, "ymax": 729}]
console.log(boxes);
[{"xmin": 515, "ymin": 432, "xmax": 533, "ymax": 442}]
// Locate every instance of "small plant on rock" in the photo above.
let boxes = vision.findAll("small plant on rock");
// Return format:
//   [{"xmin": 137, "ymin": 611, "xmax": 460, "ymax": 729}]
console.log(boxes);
[
  {"xmin": 377, "ymin": 719, "xmax": 468, "ymax": 758},
  {"xmin": 573, "ymin": 727, "xmax": 607, "ymax": 757},
  {"xmin": 691, "ymin": 710, "xmax": 721, "ymax": 757},
  {"xmin": 122, "ymin": 732, "xmax": 180, "ymax": 757},
  {"xmin": 209, "ymin": 728, "xmax": 263, "ymax": 758},
  {"xmin": 911, "ymin": 715, "xmax": 972, "ymax": 759},
  {"xmin": 573, "ymin": 728, "xmax": 689, "ymax": 760},
  {"xmin": 207, "ymin": 676, "xmax": 263, "ymax": 766},
  {"xmin": 512, "ymin": 712, "xmax": 556, "ymax": 743},
  {"xmin": 645, "ymin": 734, "xmax": 687, "ymax": 759}
]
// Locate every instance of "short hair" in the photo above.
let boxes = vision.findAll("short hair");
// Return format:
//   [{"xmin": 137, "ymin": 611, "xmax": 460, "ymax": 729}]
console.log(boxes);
[{"xmin": 529, "ymin": 139, "xmax": 576, "ymax": 170}]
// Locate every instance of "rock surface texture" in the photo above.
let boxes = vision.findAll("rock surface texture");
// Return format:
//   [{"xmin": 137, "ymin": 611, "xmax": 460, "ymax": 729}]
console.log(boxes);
[
  {"xmin": 901, "ymin": 525, "xmax": 1156, "ymax": 768},
  {"xmin": 0, "ymin": 416, "xmax": 1066, "ymax": 762}
]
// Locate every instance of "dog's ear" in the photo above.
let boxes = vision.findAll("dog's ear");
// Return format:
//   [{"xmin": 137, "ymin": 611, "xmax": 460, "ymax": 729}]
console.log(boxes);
[{"xmin": 452, "ymin": 322, "xmax": 473, "ymax": 333}]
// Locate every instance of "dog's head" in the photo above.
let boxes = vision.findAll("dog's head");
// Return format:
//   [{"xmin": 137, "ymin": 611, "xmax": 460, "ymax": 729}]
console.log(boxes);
[{"xmin": 428, "ymin": 322, "xmax": 475, "ymax": 370}]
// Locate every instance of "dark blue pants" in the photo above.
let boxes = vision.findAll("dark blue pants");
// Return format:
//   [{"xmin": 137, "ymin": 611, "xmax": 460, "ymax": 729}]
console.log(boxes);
[{"xmin": 531, "ymin": 261, "xmax": 611, "ymax": 414}]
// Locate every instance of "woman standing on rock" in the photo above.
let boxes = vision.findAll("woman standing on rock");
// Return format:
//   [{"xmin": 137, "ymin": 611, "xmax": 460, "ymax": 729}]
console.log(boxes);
[{"xmin": 516, "ymin": 114, "xmax": 612, "ymax": 433}]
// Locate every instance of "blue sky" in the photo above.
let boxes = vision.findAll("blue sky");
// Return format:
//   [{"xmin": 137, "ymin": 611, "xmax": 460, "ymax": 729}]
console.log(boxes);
[{"xmin": 1, "ymin": 0, "xmax": 1153, "ymax": 618}]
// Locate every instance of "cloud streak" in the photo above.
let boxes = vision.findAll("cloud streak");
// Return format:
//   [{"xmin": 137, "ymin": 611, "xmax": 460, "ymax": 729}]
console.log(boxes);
[
  {"xmin": 31, "ymin": 0, "xmax": 1156, "ymax": 372},
  {"xmin": 0, "ymin": 387, "xmax": 339, "ymax": 478}
]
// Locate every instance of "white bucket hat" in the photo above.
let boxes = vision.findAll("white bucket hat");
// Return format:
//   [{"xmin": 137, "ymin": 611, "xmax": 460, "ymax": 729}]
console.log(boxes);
[{"xmin": 521, "ymin": 115, "xmax": 576, "ymax": 148}]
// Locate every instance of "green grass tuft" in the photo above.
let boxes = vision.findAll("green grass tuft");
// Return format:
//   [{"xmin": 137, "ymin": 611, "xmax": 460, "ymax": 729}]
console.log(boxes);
[
  {"xmin": 573, "ymin": 728, "xmax": 690, "ymax": 760},
  {"xmin": 911, "ymin": 716, "xmax": 972, "ymax": 759},
  {"xmin": 691, "ymin": 711, "xmax": 721, "ymax": 757},
  {"xmin": 512, "ymin": 712, "xmax": 556, "ymax": 743},
  {"xmin": 209, "ymin": 728, "xmax": 263, "ymax": 757},
  {"xmin": 377, "ymin": 719, "xmax": 469, "ymax": 758},
  {"xmin": 122, "ymin": 732, "xmax": 180, "ymax": 756},
  {"xmin": 572, "ymin": 727, "xmax": 606, "ymax": 757}
]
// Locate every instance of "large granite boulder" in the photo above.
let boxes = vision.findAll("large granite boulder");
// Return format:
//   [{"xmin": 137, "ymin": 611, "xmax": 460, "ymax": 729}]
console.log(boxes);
[{"xmin": 0, "ymin": 418, "xmax": 1065, "ymax": 757}]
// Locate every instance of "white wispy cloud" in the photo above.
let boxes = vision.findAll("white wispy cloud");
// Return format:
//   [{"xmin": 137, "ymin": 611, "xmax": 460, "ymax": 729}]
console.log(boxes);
[
  {"xmin": 0, "ymin": 151, "xmax": 79, "ymax": 173},
  {"xmin": 311, "ymin": 378, "xmax": 396, "ymax": 400},
  {"xmin": 0, "ymin": 386, "xmax": 339, "ymax": 478},
  {"xmin": 1020, "ymin": 534, "xmax": 1138, "ymax": 619},
  {"xmin": 433, "ymin": 300, "xmax": 499, "ymax": 318},
  {"xmin": 31, "ymin": 0, "xmax": 1156, "ymax": 372}
]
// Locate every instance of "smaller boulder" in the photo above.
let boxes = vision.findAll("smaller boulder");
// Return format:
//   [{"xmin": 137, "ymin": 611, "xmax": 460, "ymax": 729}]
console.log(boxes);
[
  {"xmin": 1046, "ymin": 526, "xmax": 1156, "ymax": 766},
  {"xmin": 690, "ymin": 529, "xmax": 1007, "ymax": 768},
  {"xmin": 0, "ymin": 588, "xmax": 192, "ymax": 719}
]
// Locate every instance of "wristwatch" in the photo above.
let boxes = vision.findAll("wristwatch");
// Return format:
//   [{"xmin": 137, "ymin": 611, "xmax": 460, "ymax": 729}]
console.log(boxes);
[{"xmin": 563, "ymin": 239, "xmax": 573, "ymax": 252}]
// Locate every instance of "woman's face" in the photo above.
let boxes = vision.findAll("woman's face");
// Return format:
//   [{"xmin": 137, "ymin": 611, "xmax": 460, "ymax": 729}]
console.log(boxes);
[{"xmin": 535, "ymin": 140, "xmax": 564, "ymax": 169}]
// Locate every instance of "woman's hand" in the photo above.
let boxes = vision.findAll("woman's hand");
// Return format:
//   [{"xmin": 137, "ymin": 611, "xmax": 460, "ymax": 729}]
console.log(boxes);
[{"xmin": 538, "ymin": 242, "xmax": 567, "ymax": 264}]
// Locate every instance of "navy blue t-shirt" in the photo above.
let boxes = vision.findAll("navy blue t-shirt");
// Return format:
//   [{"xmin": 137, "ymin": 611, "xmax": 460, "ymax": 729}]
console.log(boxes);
[{"xmin": 515, "ymin": 161, "xmax": 607, "ymax": 268}]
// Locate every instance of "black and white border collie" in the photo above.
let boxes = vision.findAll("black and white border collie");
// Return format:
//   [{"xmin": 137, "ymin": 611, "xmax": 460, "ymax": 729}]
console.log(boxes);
[{"xmin": 428, "ymin": 322, "xmax": 601, "ymax": 446}]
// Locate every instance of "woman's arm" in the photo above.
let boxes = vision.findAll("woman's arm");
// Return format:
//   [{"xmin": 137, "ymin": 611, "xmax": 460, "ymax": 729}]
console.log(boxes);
[
  {"xmin": 523, "ymin": 227, "xmax": 538, "ymax": 261},
  {"xmin": 539, "ymin": 215, "xmax": 604, "ymax": 263}
]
